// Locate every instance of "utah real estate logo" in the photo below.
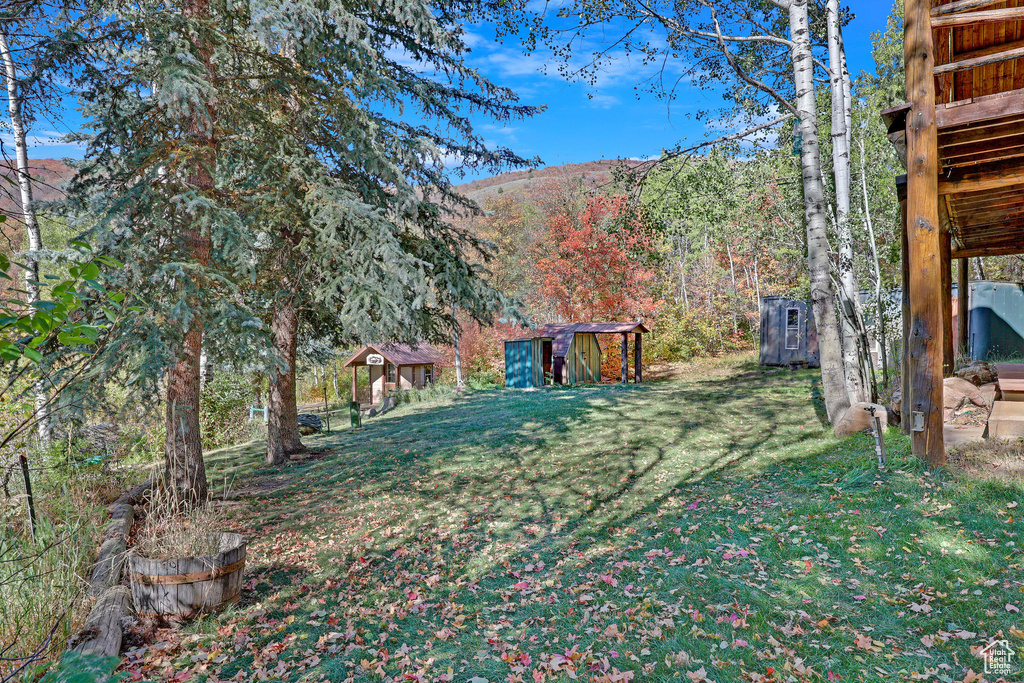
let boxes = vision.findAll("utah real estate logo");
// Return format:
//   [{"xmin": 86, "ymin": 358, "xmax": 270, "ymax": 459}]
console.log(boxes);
[{"xmin": 980, "ymin": 639, "xmax": 1015, "ymax": 676}]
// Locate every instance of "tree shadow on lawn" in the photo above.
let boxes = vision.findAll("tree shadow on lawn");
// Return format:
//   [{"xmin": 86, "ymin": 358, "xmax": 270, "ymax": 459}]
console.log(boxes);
[
  {"xmin": 179, "ymin": 366, "xmax": 1024, "ymax": 683},
  {"xmin": 208, "ymin": 363, "xmax": 831, "ymax": 552}
]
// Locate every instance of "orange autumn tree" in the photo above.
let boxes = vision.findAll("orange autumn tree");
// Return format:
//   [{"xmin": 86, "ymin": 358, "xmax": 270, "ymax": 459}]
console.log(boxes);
[{"xmin": 536, "ymin": 195, "xmax": 663, "ymax": 323}]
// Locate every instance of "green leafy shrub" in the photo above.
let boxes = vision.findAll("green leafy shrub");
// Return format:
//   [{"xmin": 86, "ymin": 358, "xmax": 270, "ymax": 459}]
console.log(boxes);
[
  {"xmin": 647, "ymin": 304, "xmax": 753, "ymax": 362},
  {"xmin": 36, "ymin": 652, "xmax": 125, "ymax": 683},
  {"xmin": 200, "ymin": 375, "xmax": 262, "ymax": 450}
]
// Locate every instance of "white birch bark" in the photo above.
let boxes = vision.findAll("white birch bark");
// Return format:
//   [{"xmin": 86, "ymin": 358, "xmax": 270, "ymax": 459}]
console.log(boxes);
[
  {"xmin": 1, "ymin": 25, "xmax": 50, "ymax": 446},
  {"xmin": 827, "ymin": 0, "xmax": 868, "ymax": 405},
  {"xmin": 789, "ymin": 0, "xmax": 850, "ymax": 423},
  {"xmin": 452, "ymin": 306, "xmax": 464, "ymax": 387},
  {"xmin": 859, "ymin": 138, "xmax": 889, "ymax": 386}
]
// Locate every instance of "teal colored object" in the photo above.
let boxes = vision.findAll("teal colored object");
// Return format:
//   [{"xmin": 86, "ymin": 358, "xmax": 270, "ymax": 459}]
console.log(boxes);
[
  {"xmin": 968, "ymin": 281, "xmax": 1024, "ymax": 360},
  {"xmin": 504, "ymin": 339, "xmax": 539, "ymax": 388},
  {"xmin": 791, "ymin": 130, "xmax": 802, "ymax": 156},
  {"xmin": 350, "ymin": 401, "xmax": 361, "ymax": 428}
]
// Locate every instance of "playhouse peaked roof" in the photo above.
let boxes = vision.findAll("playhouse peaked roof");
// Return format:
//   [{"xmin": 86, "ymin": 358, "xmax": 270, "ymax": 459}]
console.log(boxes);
[{"xmin": 343, "ymin": 341, "xmax": 445, "ymax": 368}]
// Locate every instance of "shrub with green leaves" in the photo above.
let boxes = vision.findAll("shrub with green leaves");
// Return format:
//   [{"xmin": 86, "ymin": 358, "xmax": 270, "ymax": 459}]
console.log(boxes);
[{"xmin": 200, "ymin": 374, "xmax": 263, "ymax": 450}]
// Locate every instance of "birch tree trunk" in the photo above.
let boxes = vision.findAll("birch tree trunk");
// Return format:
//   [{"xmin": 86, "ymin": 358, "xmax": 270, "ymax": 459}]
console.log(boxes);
[
  {"xmin": 859, "ymin": 138, "xmax": 889, "ymax": 387},
  {"xmin": 332, "ymin": 364, "xmax": 340, "ymax": 401},
  {"xmin": 726, "ymin": 241, "xmax": 738, "ymax": 336},
  {"xmin": 452, "ymin": 306, "xmax": 465, "ymax": 387},
  {"xmin": 0, "ymin": 26, "xmax": 51, "ymax": 447},
  {"xmin": 827, "ymin": 0, "xmax": 868, "ymax": 405},
  {"xmin": 789, "ymin": 0, "xmax": 850, "ymax": 423}
]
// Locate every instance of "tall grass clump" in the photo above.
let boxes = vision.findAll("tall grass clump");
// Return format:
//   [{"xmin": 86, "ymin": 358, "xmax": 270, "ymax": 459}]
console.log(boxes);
[
  {"xmin": 0, "ymin": 515, "xmax": 94, "ymax": 681},
  {"xmin": 133, "ymin": 481, "xmax": 223, "ymax": 560}
]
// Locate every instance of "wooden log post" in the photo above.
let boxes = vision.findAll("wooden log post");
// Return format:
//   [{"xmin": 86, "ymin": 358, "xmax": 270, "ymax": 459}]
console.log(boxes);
[
  {"xmin": 958, "ymin": 257, "xmax": 970, "ymax": 357},
  {"xmin": 900, "ymin": 181, "xmax": 911, "ymax": 434},
  {"xmin": 905, "ymin": 0, "xmax": 946, "ymax": 466},
  {"xmin": 634, "ymin": 333, "xmax": 643, "ymax": 383},
  {"xmin": 351, "ymin": 366, "xmax": 356, "ymax": 402},
  {"xmin": 620, "ymin": 333, "xmax": 628, "ymax": 384},
  {"xmin": 941, "ymin": 228, "xmax": 954, "ymax": 376}
]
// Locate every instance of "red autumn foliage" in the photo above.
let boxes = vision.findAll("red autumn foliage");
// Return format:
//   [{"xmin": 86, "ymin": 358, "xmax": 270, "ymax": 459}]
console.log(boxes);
[{"xmin": 535, "ymin": 195, "xmax": 662, "ymax": 324}]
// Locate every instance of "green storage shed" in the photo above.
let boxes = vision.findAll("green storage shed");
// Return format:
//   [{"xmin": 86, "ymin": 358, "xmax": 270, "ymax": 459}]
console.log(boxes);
[{"xmin": 503, "ymin": 322, "xmax": 649, "ymax": 388}]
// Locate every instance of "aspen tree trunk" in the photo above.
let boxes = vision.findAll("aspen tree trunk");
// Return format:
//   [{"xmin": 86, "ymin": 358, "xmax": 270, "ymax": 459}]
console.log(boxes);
[
  {"xmin": 0, "ymin": 26, "xmax": 51, "ymax": 447},
  {"xmin": 677, "ymin": 237, "xmax": 689, "ymax": 310},
  {"xmin": 453, "ymin": 306, "xmax": 465, "ymax": 387},
  {"xmin": 753, "ymin": 256, "xmax": 761, "ymax": 306},
  {"xmin": 860, "ymin": 138, "xmax": 889, "ymax": 386},
  {"xmin": 199, "ymin": 346, "xmax": 210, "ymax": 390},
  {"xmin": 827, "ymin": 0, "xmax": 868, "ymax": 405},
  {"xmin": 789, "ymin": 0, "xmax": 850, "ymax": 423},
  {"xmin": 332, "ymin": 365, "xmax": 340, "ymax": 401},
  {"xmin": 266, "ymin": 246, "xmax": 305, "ymax": 465},
  {"xmin": 726, "ymin": 241, "xmax": 738, "ymax": 336}
]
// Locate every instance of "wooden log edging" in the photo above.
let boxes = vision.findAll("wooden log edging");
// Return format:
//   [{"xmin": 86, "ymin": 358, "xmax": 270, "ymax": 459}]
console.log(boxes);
[
  {"xmin": 70, "ymin": 586, "xmax": 130, "ymax": 657},
  {"xmin": 88, "ymin": 503, "xmax": 134, "ymax": 598},
  {"xmin": 67, "ymin": 478, "xmax": 152, "ymax": 659}
]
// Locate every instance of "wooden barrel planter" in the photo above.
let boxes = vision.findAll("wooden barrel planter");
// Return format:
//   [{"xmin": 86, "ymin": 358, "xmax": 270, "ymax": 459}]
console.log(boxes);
[{"xmin": 129, "ymin": 532, "xmax": 247, "ymax": 618}]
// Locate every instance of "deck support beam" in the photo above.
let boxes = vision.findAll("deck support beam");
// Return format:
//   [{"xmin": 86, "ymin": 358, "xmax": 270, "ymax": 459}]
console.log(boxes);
[
  {"xmin": 901, "ymin": 187, "xmax": 912, "ymax": 435},
  {"xmin": 958, "ymin": 258, "xmax": 970, "ymax": 357},
  {"xmin": 905, "ymin": 0, "xmax": 946, "ymax": 466},
  {"xmin": 351, "ymin": 367, "xmax": 357, "ymax": 403},
  {"xmin": 941, "ymin": 228, "xmax": 954, "ymax": 376},
  {"xmin": 621, "ymin": 333, "xmax": 628, "ymax": 383},
  {"xmin": 634, "ymin": 334, "xmax": 642, "ymax": 383}
]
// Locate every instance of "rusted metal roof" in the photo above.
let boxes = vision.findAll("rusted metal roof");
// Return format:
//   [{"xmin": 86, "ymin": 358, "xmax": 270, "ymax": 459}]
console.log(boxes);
[
  {"xmin": 343, "ymin": 341, "xmax": 446, "ymax": 367},
  {"xmin": 531, "ymin": 322, "xmax": 650, "ymax": 359}
]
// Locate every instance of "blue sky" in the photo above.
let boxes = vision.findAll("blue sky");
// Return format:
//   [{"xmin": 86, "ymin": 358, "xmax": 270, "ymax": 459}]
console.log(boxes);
[{"xmin": 15, "ymin": 0, "xmax": 899, "ymax": 175}]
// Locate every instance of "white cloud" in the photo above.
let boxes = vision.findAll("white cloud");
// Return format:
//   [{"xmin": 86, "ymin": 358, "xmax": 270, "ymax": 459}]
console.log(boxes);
[
  {"xmin": 587, "ymin": 93, "xmax": 620, "ymax": 108},
  {"xmin": 0, "ymin": 130, "xmax": 85, "ymax": 153}
]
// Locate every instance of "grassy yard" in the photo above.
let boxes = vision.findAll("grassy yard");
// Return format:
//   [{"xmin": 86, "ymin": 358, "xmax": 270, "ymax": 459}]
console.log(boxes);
[{"xmin": 123, "ymin": 354, "xmax": 1023, "ymax": 683}]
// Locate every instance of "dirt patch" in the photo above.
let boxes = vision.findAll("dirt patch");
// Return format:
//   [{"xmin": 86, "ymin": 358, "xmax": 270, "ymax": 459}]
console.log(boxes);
[
  {"xmin": 289, "ymin": 447, "xmax": 333, "ymax": 463},
  {"xmin": 223, "ymin": 476, "xmax": 294, "ymax": 499},
  {"xmin": 947, "ymin": 439, "xmax": 1024, "ymax": 481}
]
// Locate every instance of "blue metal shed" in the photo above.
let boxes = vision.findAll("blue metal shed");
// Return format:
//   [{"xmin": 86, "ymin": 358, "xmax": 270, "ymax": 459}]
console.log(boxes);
[{"xmin": 504, "ymin": 338, "xmax": 543, "ymax": 388}]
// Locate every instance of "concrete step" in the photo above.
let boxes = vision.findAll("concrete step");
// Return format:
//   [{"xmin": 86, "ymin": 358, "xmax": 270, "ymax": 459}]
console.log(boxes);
[
  {"xmin": 944, "ymin": 424, "xmax": 987, "ymax": 447},
  {"xmin": 994, "ymin": 363, "xmax": 1024, "ymax": 402},
  {"xmin": 987, "ymin": 400, "xmax": 1024, "ymax": 439}
]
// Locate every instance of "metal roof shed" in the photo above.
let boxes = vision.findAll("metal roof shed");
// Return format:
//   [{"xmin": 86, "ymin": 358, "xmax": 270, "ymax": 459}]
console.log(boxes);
[
  {"xmin": 759, "ymin": 297, "xmax": 820, "ymax": 368},
  {"xmin": 504, "ymin": 321, "xmax": 650, "ymax": 388}
]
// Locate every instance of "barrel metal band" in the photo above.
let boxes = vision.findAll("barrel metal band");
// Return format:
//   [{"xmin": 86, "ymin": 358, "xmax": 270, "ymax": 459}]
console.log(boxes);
[{"xmin": 131, "ymin": 558, "xmax": 245, "ymax": 586}]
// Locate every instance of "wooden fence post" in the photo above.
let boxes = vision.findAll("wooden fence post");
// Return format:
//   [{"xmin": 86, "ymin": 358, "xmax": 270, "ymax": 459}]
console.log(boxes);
[{"xmin": 19, "ymin": 453, "xmax": 36, "ymax": 542}]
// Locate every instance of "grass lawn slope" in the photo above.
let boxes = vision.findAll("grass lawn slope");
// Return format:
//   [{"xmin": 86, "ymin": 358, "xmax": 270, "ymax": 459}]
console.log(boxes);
[{"xmin": 123, "ymin": 354, "xmax": 1023, "ymax": 683}]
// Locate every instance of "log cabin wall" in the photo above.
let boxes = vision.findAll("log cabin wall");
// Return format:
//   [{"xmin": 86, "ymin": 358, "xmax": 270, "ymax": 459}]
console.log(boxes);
[{"xmin": 888, "ymin": 0, "xmax": 1024, "ymax": 466}]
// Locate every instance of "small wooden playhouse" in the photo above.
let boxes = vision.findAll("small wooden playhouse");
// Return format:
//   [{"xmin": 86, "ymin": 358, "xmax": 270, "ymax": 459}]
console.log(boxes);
[
  {"xmin": 504, "ymin": 322, "xmax": 649, "ymax": 388},
  {"xmin": 343, "ymin": 341, "xmax": 445, "ymax": 405}
]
